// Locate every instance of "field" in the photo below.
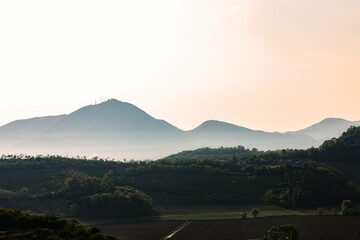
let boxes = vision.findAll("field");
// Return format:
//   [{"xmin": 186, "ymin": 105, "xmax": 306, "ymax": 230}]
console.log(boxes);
[
  {"xmin": 98, "ymin": 221, "xmax": 183, "ymax": 240},
  {"xmin": 154, "ymin": 203, "xmax": 315, "ymax": 220},
  {"xmin": 99, "ymin": 216, "xmax": 360, "ymax": 240}
]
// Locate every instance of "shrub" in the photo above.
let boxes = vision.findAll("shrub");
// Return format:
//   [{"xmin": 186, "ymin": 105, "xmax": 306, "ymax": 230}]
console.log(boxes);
[
  {"xmin": 331, "ymin": 208, "xmax": 338, "ymax": 215},
  {"xmin": 316, "ymin": 207, "xmax": 325, "ymax": 216},
  {"xmin": 251, "ymin": 208, "xmax": 259, "ymax": 218},
  {"xmin": 342, "ymin": 200, "xmax": 353, "ymax": 215},
  {"xmin": 264, "ymin": 224, "xmax": 299, "ymax": 240}
]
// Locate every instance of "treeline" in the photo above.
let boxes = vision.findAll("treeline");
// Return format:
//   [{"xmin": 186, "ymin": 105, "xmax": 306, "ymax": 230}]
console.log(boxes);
[
  {"xmin": 245, "ymin": 126, "xmax": 360, "ymax": 163},
  {"xmin": 0, "ymin": 154, "xmax": 123, "ymax": 170},
  {"xmin": 0, "ymin": 207, "xmax": 116, "ymax": 239},
  {"xmin": 164, "ymin": 146, "xmax": 261, "ymax": 161}
]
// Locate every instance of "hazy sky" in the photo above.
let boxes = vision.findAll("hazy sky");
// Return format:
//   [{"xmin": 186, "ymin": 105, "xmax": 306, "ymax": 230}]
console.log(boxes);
[{"xmin": 1, "ymin": 0, "xmax": 359, "ymax": 132}]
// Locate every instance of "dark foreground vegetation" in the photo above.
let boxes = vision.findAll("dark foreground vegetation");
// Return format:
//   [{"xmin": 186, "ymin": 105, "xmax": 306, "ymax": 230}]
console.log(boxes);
[
  {"xmin": 0, "ymin": 207, "xmax": 116, "ymax": 239},
  {"xmin": 0, "ymin": 127, "xmax": 359, "ymax": 219}
]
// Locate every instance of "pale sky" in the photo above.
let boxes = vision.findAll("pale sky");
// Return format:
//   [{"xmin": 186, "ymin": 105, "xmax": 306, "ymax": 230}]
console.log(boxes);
[{"xmin": 0, "ymin": 0, "xmax": 359, "ymax": 132}]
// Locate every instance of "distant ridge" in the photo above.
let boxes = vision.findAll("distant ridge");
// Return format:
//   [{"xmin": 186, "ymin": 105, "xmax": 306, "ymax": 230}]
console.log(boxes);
[
  {"xmin": 44, "ymin": 99, "xmax": 182, "ymax": 135},
  {"xmin": 287, "ymin": 118, "xmax": 360, "ymax": 142},
  {"xmin": 0, "ymin": 99, "xmax": 358, "ymax": 159},
  {"xmin": 190, "ymin": 120, "xmax": 255, "ymax": 133}
]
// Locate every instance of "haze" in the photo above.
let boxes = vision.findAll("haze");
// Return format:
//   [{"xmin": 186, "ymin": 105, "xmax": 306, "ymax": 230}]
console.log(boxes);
[{"xmin": 1, "ymin": 0, "xmax": 359, "ymax": 132}]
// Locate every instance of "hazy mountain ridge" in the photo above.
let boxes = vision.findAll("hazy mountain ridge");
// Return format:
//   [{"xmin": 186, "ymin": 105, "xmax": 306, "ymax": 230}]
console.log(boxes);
[
  {"xmin": 188, "ymin": 119, "xmax": 318, "ymax": 150},
  {"xmin": 44, "ymin": 99, "xmax": 182, "ymax": 137},
  {"xmin": 287, "ymin": 118, "xmax": 360, "ymax": 142},
  {"xmin": 0, "ymin": 99, "xmax": 358, "ymax": 159},
  {"xmin": 0, "ymin": 115, "xmax": 65, "ymax": 138}
]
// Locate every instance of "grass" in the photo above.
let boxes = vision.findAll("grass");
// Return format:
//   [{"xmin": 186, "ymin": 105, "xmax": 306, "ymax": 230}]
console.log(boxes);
[
  {"xmin": 155, "ymin": 203, "xmax": 315, "ymax": 221},
  {"xmin": 81, "ymin": 203, "xmax": 319, "ymax": 225}
]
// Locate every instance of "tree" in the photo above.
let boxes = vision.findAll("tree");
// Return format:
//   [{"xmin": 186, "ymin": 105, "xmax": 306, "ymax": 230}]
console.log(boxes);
[
  {"xmin": 317, "ymin": 207, "xmax": 325, "ymax": 216},
  {"xmin": 263, "ymin": 189, "xmax": 274, "ymax": 202},
  {"xmin": 240, "ymin": 212, "xmax": 247, "ymax": 219},
  {"xmin": 251, "ymin": 208, "xmax": 259, "ymax": 218},
  {"xmin": 342, "ymin": 200, "xmax": 353, "ymax": 215},
  {"xmin": 19, "ymin": 187, "xmax": 29, "ymax": 197},
  {"xmin": 331, "ymin": 208, "xmax": 338, "ymax": 215}
]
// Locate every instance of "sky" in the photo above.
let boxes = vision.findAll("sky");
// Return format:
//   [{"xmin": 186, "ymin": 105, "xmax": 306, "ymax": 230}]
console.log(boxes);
[{"xmin": 0, "ymin": 0, "xmax": 359, "ymax": 132}]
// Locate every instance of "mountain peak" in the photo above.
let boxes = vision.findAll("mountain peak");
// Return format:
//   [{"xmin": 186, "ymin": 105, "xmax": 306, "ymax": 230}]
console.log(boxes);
[
  {"xmin": 318, "ymin": 118, "xmax": 350, "ymax": 124},
  {"xmin": 288, "ymin": 118, "xmax": 360, "ymax": 141},
  {"xmin": 71, "ymin": 99, "xmax": 146, "ymax": 117},
  {"xmin": 191, "ymin": 120, "xmax": 251, "ymax": 133},
  {"xmin": 97, "ymin": 98, "xmax": 126, "ymax": 106}
]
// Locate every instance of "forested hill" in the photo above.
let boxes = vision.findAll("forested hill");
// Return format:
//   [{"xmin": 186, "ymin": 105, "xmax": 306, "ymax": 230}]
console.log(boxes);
[
  {"xmin": 258, "ymin": 126, "xmax": 360, "ymax": 164},
  {"xmin": 0, "ymin": 208, "xmax": 116, "ymax": 240},
  {"xmin": 0, "ymin": 126, "xmax": 359, "ymax": 216},
  {"xmin": 165, "ymin": 126, "xmax": 360, "ymax": 163},
  {"xmin": 317, "ymin": 126, "xmax": 360, "ymax": 162}
]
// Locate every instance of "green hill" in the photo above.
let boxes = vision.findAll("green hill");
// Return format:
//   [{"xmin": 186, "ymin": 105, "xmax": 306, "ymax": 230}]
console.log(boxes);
[{"xmin": 0, "ymin": 127, "xmax": 359, "ymax": 219}]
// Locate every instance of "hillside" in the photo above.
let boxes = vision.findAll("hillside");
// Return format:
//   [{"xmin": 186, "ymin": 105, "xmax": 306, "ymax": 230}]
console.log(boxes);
[
  {"xmin": 165, "ymin": 126, "xmax": 360, "ymax": 184},
  {"xmin": 0, "ymin": 128, "xmax": 360, "ymax": 220},
  {"xmin": 0, "ymin": 208, "xmax": 117, "ymax": 240}
]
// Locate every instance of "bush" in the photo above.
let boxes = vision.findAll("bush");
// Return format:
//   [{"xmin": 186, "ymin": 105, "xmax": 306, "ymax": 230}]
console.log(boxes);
[
  {"xmin": 342, "ymin": 200, "xmax": 353, "ymax": 215},
  {"xmin": 331, "ymin": 208, "xmax": 338, "ymax": 215},
  {"xmin": 264, "ymin": 224, "xmax": 299, "ymax": 240},
  {"xmin": 251, "ymin": 208, "xmax": 259, "ymax": 218},
  {"xmin": 316, "ymin": 207, "xmax": 325, "ymax": 216}
]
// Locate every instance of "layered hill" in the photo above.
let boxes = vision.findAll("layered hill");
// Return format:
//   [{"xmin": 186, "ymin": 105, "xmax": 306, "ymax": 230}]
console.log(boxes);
[
  {"xmin": 287, "ymin": 118, "xmax": 360, "ymax": 142},
  {"xmin": 188, "ymin": 120, "xmax": 317, "ymax": 150},
  {"xmin": 0, "ymin": 99, "xmax": 358, "ymax": 159}
]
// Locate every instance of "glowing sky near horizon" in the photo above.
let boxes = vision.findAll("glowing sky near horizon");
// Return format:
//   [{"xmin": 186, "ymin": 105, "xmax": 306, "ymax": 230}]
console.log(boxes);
[{"xmin": 0, "ymin": 0, "xmax": 359, "ymax": 132}]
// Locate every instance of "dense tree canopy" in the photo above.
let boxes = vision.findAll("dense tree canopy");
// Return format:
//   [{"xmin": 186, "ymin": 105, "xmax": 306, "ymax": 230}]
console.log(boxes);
[{"xmin": 0, "ymin": 207, "xmax": 117, "ymax": 240}]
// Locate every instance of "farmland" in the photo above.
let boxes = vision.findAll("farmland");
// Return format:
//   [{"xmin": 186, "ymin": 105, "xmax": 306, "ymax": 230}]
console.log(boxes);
[
  {"xmin": 99, "ymin": 216, "xmax": 360, "ymax": 240},
  {"xmin": 155, "ymin": 203, "xmax": 314, "ymax": 221}
]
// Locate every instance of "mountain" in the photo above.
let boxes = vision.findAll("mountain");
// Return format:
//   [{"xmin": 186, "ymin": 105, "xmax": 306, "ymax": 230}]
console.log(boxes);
[
  {"xmin": 287, "ymin": 118, "xmax": 360, "ymax": 142},
  {"xmin": 0, "ymin": 115, "xmax": 64, "ymax": 138},
  {"xmin": 0, "ymin": 99, "xmax": 181, "ymax": 138},
  {"xmin": 188, "ymin": 120, "xmax": 318, "ymax": 150},
  {"xmin": 44, "ymin": 99, "xmax": 183, "ymax": 138},
  {"xmin": 0, "ymin": 99, "xmax": 186, "ymax": 159},
  {"xmin": 0, "ymin": 99, "xmax": 357, "ymax": 159}
]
